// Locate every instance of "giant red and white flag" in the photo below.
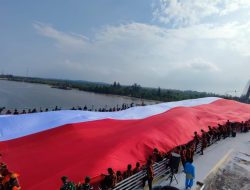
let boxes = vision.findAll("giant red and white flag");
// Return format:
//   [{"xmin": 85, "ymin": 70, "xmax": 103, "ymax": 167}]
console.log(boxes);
[{"xmin": 0, "ymin": 97, "xmax": 250, "ymax": 190}]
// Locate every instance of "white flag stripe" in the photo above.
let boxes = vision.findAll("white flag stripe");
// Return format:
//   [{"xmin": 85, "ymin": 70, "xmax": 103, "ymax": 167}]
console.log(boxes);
[{"xmin": 0, "ymin": 97, "xmax": 220, "ymax": 141}]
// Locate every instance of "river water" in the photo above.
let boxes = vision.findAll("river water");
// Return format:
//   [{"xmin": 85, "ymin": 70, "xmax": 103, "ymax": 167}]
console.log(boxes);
[{"xmin": 0, "ymin": 80, "xmax": 158, "ymax": 111}]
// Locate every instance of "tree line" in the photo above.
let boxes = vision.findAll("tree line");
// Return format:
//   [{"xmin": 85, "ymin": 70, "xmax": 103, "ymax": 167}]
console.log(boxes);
[{"xmin": 0, "ymin": 75, "xmax": 241, "ymax": 102}]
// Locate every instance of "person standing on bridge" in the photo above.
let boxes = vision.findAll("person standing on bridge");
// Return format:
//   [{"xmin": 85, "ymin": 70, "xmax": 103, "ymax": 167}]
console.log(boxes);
[
  {"xmin": 184, "ymin": 158, "xmax": 195, "ymax": 189},
  {"xmin": 143, "ymin": 158, "xmax": 154, "ymax": 190},
  {"xmin": 60, "ymin": 176, "xmax": 76, "ymax": 190},
  {"xmin": 77, "ymin": 176, "xmax": 93, "ymax": 190},
  {"xmin": 146, "ymin": 159, "xmax": 154, "ymax": 190}
]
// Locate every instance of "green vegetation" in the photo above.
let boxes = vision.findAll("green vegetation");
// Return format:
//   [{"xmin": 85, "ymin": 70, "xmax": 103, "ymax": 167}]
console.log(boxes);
[{"xmin": 0, "ymin": 74, "xmax": 240, "ymax": 102}]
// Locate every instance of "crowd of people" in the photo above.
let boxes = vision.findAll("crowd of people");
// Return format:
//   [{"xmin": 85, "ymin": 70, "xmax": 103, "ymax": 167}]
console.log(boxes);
[
  {"xmin": 1, "ymin": 109, "xmax": 249, "ymax": 190},
  {"xmin": 59, "ymin": 119, "xmax": 250, "ymax": 190},
  {"xmin": 0, "ymin": 102, "xmax": 146, "ymax": 115}
]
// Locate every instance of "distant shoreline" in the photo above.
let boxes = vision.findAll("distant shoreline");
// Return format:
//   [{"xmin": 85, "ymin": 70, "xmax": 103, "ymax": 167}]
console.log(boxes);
[
  {"xmin": 0, "ymin": 74, "xmax": 239, "ymax": 103},
  {"xmin": 0, "ymin": 78, "xmax": 159, "ymax": 105}
]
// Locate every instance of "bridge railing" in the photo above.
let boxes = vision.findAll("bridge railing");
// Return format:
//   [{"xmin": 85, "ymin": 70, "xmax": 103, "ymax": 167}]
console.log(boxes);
[
  {"xmin": 112, "ymin": 158, "xmax": 170, "ymax": 190},
  {"xmin": 99, "ymin": 137, "xmax": 218, "ymax": 190}
]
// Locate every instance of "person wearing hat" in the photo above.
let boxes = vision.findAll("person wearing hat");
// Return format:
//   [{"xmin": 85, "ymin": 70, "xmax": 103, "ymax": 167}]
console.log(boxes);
[
  {"xmin": 77, "ymin": 176, "xmax": 93, "ymax": 190},
  {"xmin": 60, "ymin": 176, "xmax": 76, "ymax": 190}
]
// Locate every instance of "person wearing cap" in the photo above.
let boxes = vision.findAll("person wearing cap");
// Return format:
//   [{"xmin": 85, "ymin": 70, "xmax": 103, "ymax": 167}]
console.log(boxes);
[
  {"xmin": 77, "ymin": 176, "xmax": 93, "ymax": 190},
  {"xmin": 60, "ymin": 176, "xmax": 76, "ymax": 190}
]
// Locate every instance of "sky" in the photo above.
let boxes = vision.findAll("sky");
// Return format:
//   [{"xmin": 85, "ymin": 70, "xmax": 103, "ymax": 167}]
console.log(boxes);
[{"xmin": 1, "ymin": 0, "xmax": 250, "ymax": 96}]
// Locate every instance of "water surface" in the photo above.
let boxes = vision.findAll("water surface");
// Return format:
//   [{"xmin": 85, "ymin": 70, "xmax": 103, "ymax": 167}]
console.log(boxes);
[{"xmin": 0, "ymin": 80, "xmax": 157, "ymax": 111}]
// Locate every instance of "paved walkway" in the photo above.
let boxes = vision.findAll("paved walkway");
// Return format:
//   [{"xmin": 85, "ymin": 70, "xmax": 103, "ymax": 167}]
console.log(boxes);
[{"xmin": 151, "ymin": 132, "xmax": 250, "ymax": 190}]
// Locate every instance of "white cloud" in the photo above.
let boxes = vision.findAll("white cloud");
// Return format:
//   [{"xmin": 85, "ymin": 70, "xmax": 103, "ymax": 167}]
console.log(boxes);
[
  {"xmin": 33, "ymin": 22, "xmax": 89, "ymax": 51},
  {"xmin": 153, "ymin": 0, "xmax": 250, "ymax": 27},
  {"xmin": 33, "ymin": 20, "xmax": 250, "ymax": 94},
  {"xmin": 184, "ymin": 58, "xmax": 219, "ymax": 71}
]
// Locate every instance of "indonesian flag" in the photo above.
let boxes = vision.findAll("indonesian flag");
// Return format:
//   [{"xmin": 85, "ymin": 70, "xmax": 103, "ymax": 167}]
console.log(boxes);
[{"xmin": 0, "ymin": 97, "xmax": 250, "ymax": 190}]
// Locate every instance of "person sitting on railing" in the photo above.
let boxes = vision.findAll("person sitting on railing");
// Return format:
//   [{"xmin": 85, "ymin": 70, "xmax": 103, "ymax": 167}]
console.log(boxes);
[
  {"xmin": 153, "ymin": 148, "xmax": 163, "ymax": 162},
  {"xmin": 60, "ymin": 176, "xmax": 76, "ymax": 190},
  {"xmin": 116, "ymin": 171, "xmax": 123, "ymax": 183},
  {"xmin": 123, "ymin": 164, "xmax": 133, "ymax": 179},
  {"xmin": 133, "ymin": 162, "xmax": 141, "ymax": 174},
  {"xmin": 77, "ymin": 176, "xmax": 93, "ymax": 190}
]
